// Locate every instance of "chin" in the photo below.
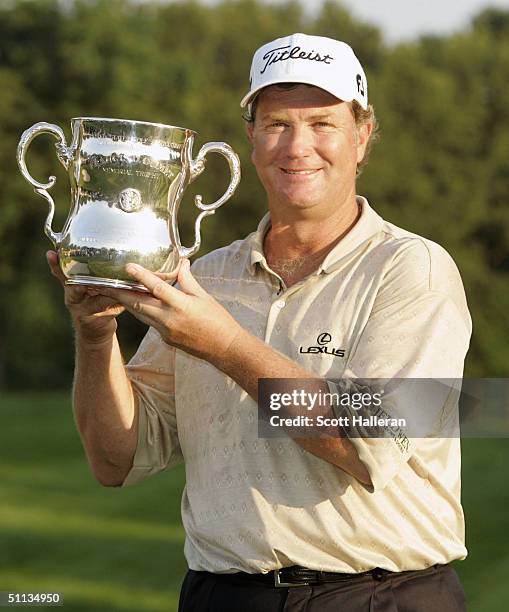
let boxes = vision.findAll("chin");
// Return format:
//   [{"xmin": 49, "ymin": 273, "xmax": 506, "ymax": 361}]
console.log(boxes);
[{"xmin": 279, "ymin": 192, "xmax": 322, "ymax": 210}]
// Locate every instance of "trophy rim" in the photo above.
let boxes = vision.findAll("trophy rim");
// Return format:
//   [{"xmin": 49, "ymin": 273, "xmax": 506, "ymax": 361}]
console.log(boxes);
[{"xmin": 71, "ymin": 116, "xmax": 196, "ymax": 135}]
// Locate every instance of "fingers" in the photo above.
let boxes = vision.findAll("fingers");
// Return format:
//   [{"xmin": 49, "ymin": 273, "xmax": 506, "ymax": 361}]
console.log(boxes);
[
  {"xmin": 90, "ymin": 303, "xmax": 125, "ymax": 318},
  {"xmin": 46, "ymin": 250, "xmax": 67, "ymax": 286},
  {"xmin": 125, "ymin": 259, "xmax": 207, "ymax": 302},
  {"xmin": 46, "ymin": 251, "xmax": 125, "ymax": 315},
  {"xmin": 87, "ymin": 295, "xmax": 125, "ymax": 316},
  {"xmin": 47, "ymin": 250, "xmax": 91, "ymax": 304},
  {"xmin": 125, "ymin": 263, "xmax": 187, "ymax": 305},
  {"xmin": 98, "ymin": 288, "xmax": 159, "ymax": 313},
  {"xmin": 154, "ymin": 258, "xmax": 183, "ymax": 284},
  {"xmin": 154, "ymin": 272, "xmax": 178, "ymax": 284},
  {"xmin": 177, "ymin": 259, "xmax": 208, "ymax": 297},
  {"xmin": 98, "ymin": 288, "xmax": 162, "ymax": 328}
]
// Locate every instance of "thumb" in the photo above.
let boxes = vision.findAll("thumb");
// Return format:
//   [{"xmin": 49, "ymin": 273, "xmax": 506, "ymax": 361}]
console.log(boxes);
[{"xmin": 177, "ymin": 259, "xmax": 207, "ymax": 297}]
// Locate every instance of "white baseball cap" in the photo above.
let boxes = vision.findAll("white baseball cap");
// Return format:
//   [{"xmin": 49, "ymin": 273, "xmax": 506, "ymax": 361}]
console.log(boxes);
[{"xmin": 240, "ymin": 33, "xmax": 368, "ymax": 110}]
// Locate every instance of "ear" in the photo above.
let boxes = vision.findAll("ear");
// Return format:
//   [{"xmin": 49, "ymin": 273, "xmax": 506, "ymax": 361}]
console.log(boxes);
[
  {"xmin": 245, "ymin": 121, "xmax": 254, "ymax": 144},
  {"xmin": 356, "ymin": 121, "xmax": 374, "ymax": 164}
]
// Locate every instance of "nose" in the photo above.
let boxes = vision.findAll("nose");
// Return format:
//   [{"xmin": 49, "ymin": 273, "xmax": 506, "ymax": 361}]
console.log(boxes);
[{"xmin": 282, "ymin": 125, "xmax": 313, "ymax": 159}]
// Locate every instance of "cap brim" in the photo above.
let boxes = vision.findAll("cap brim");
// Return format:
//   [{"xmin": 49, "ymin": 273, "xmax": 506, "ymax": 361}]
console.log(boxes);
[{"xmin": 240, "ymin": 76, "xmax": 365, "ymax": 109}]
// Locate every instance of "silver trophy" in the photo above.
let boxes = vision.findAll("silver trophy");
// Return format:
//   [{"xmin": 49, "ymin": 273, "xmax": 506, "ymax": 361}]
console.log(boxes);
[{"xmin": 17, "ymin": 117, "xmax": 241, "ymax": 291}]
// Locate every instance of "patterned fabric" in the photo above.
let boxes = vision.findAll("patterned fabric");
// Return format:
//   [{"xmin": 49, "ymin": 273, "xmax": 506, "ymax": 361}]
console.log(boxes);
[{"xmin": 122, "ymin": 197, "xmax": 471, "ymax": 574}]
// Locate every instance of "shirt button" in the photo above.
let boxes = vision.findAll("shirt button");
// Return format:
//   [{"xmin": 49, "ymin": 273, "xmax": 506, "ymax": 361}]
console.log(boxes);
[{"xmin": 274, "ymin": 300, "xmax": 286, "ymax": 309}]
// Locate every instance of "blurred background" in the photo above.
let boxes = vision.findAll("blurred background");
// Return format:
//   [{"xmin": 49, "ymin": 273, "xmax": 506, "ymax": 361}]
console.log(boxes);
[{"xmin": 1, "ymin": 0, "xmax": 508, "ymax": 609}]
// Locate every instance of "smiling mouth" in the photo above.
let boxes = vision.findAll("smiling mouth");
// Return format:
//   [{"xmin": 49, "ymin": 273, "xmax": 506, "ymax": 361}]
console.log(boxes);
[{"xmin": 281, "ymin": 168, "xmax": 320, "ymax": 175}]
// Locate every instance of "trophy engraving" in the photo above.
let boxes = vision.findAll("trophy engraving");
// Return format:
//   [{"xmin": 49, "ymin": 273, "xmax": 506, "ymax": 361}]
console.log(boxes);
[
  {"xmin": 118, "ymin": 188, "xmax": 142, "ymax": 213},
  {"xmin": 17, "ymin": 117, "xmax": 241, "ymax": 291}
]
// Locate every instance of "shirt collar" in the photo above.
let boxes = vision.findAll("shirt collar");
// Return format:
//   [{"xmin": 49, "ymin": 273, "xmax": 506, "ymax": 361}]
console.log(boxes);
[
  {"xmin": 246, "ymin": 196, "xmax": 385, "ymax": 276},
  {"xmin": 247, "ymin": 212, "xmax": 271, "ymax": 275},
  {"xmin": 319, "ymin": 196, "xmax": 386, "ymax": 273}
]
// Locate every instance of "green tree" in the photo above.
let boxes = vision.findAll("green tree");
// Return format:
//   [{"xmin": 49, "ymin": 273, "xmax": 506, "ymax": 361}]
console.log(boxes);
[{"xmin": 1, "ymin": 0, "xmax": 508, "ymax": 387}]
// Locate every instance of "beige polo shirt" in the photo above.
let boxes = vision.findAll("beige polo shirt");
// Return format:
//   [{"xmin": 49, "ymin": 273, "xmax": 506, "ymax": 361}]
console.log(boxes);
[{"xmin": 122, "ymin": 197, "xmax": 472, "ymax": 574}]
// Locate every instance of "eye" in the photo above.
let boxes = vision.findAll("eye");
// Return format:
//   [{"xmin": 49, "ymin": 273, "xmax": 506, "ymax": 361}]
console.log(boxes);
[
  {"xmin": 263, "ymin": 121, "xmax": 287, "ymax": 134},
  {"xmin": 314, "ymin": 121, "xmax": 335, "ymax": 129}
]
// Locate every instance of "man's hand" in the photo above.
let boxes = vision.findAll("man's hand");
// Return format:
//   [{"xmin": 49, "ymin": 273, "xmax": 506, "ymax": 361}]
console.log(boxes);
[
  {"xmin": 87, "ymin": 258, "xmax": 370, "ymax": 485},
  {"xmin": 46, "ymin": 250, "xmax": 126, "ymax": 344},
  {"xmin": 98, "ymin": 259, "xmax": 243, "ymax": 361}
]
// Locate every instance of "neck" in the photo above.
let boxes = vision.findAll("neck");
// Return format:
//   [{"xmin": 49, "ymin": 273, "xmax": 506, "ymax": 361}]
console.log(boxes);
[
  {"xmin": 263, "ymin": 194, "xmax": 362, "ymax": 286},
  {"xmin": 265, "ymin": 193, "xmax": 361, "ymax": 261}
]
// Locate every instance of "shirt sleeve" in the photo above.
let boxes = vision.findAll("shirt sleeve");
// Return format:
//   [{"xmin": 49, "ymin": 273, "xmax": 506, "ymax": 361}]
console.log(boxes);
[
  {"xmin": 329, "ymin": 242, "xmax": 472, "ymax": 491},
  {"xmin": 121, "ymin": 327, "xmax": 183, "ymax": 487}
]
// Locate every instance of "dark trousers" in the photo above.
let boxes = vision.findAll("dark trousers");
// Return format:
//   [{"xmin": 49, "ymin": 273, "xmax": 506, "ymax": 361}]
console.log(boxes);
[{"xmin": 178, "ymin": 564, "xmax": 467, "ymax": 612}]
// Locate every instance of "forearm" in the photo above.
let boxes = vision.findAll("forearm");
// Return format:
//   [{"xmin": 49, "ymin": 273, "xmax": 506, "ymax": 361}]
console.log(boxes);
[
  {"xmin": 73, "ymin": 332, "xmax": 138, "ymax": 486},
  {"xmin": 96, "ymin": 263, "xmax": 370, "ymax": 485},
  {"xmin": 213, "ymin": 328, "xmax": 371, "ymax": 485}
]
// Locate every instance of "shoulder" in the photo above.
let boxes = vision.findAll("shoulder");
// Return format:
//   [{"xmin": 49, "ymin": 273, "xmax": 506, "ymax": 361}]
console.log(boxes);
[
  {"xmin": 375, "ymin": 219, "xmax": 465, "ymax": 295},
  {"xmin": 366, "ymin": 218, "xmax": 471, "ymax": 333}
]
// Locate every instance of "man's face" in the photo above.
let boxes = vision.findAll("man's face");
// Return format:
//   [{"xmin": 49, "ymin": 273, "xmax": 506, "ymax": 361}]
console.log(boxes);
[{"xmin": 246, "ymin": 85, "xmax": 372, "ymax": 217}]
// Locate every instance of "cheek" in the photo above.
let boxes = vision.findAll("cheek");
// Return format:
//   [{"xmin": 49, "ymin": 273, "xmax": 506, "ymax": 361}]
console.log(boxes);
[
  {"xmin": 356, "ymin": 139, "xmax": 368, "ymax": 164},
  {"xmin": 355, "ymin": 126, "xmax": 372, "ymax": 163},
  {"xmin": 322, "ymin": 140, "xmax": 356, "ymax": 168},
  {"xmin": 251, "ymin": 145, "xmax": 273, "ymax": 187},
  {"xmin": 346, "ymin": 138, "xmax": 360, "ymax": 167},
  {"xmin": 251, "ymin": 137, "xmax": 277, "ymax": 169},
  {"xmin": 250, "ymin": 141, "xmax": 264, "ymax": 170}
]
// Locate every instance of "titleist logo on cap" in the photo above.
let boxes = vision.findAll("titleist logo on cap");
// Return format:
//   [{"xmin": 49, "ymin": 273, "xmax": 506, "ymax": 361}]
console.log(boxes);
[
  {"xmin": 260, "ymin": 44, "xmax": 334, "ymax": 74},
  {"xmin": 240, "ymin": 34, "xmax": 369, "ymax": 110}
]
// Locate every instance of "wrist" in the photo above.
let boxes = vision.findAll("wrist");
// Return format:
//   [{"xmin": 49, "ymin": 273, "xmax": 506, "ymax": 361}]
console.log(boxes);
[
  {"xmin": 209, "ymin": 324, "xmax": 250, "ymax": 372},
  {"xmin": 74, "ymin": 321, "xmax": 117, "ymax": 350}
]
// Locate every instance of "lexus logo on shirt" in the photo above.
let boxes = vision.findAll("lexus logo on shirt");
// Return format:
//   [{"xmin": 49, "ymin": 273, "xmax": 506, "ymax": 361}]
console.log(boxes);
[{"xmin": 299, "ymin": 333, "xmax": 345, "ymax": 358}]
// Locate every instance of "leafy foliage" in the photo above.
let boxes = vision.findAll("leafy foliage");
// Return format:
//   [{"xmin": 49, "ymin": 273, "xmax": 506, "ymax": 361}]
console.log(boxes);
[{"xmin": 1, "ymin": 0, "xmax": 507, "ymax": 387}]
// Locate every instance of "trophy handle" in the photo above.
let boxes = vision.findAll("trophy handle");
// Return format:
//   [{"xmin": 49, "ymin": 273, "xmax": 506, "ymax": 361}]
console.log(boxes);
[
  {"xmin": 176, "ymin": 141, "xmax": 241, "ymax": 258},
  {"xmin": 17, "ymin": 122, "xmax": 72, "ymax": 247}
]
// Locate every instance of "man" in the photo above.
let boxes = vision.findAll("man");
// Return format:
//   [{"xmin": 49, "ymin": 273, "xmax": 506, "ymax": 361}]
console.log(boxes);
[{"xmin": 48, "ymin": 33, "xmax": 470, "ymax": 611}]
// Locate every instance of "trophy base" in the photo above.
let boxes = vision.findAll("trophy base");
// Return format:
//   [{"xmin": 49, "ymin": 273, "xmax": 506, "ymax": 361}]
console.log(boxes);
[{"xmin": 65, "ymin": 275, "xmax": 149, "ymax": 292}]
